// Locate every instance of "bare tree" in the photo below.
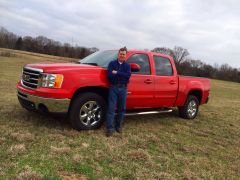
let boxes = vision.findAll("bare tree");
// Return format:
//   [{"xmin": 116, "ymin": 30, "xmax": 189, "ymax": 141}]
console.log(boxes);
[
  {"xmin": 152, "ymin": 46, "xmax": 189, "ymax": 64},
  {"xmin": 15, "ymin": 37, "xmax": 23, "ymax": 50},
  {"xmin": 173, "ymin": 46, "xmax": 189, "ymax": 64},
  {"xmin": 151, "ymin": 47, "xmax": 174, "ymax": 57}
]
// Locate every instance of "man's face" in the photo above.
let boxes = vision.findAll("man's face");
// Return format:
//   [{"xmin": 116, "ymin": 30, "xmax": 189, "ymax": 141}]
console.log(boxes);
[{"xmin": 118, "ymin": 50, "xmax": 127, "ymax": 62}]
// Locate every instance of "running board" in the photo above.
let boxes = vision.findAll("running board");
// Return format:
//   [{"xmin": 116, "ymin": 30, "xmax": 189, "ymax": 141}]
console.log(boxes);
[{"xmin": 125, "ymin": 109, "xmax": 173, "ymax": 116}]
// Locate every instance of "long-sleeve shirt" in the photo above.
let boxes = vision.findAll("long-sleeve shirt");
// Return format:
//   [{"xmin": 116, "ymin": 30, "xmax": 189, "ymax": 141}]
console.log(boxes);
[{"xmin": 107, "ymin": 60, "xmax": 131, "ymax": 86}]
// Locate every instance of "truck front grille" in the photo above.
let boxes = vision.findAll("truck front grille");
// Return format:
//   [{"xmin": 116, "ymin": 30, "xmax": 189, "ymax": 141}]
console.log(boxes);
[{"xmin": 21, "ymin": 67, "xmax": 43, "ymax": 89}]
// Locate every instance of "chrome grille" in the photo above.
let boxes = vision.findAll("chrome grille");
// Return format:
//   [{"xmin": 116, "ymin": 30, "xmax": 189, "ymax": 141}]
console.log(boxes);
[{"xmin": 21, "ymin": 67, "xmax": 43, "ymax": 89}]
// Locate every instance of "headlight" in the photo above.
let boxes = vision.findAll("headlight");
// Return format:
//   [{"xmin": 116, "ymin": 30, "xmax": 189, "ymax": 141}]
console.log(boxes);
[{"xmin": 41, "ymin": 73, "xmax": 63, "ymax": 88}]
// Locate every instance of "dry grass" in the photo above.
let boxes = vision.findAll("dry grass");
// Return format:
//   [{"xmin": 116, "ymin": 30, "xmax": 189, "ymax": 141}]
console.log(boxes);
[
  {"xmin": 9, "ymin": 144, "xmax": 26, "ymax": 155},
  {"xmin": 0, "ymin": 48, "xmax": 239, "ymax": 179},
  {"xmin": 72, "ymin": 154, "xmax": 83, "ymax": 162},
  {"xmin": 50, "ymin": 146, "xmax": 71, "ymax": 155},
  {"xmin": 58, "ymin": 171, "xmax": 88, "ymax": 180},
  {"xmin": 10, "ymin": 132, "xmax": 35, "ymax": 142},
  {"xmin": 48, "ymin": 133, "xmax": 66, "ymax": 141},
  {"xmin": 0, "ymin": 51, "xmax": 17, "ymax": 57},
  {"xmin": 82, "ymin": 142, "xmax": 90, "ymax": 148},
  {"xmin": 15, "ymin": 169, "xmax": 43, "ymax": 180},
  {"xmin": 0, "ymin": 137, "xmax": 6, "ymax": 144}
]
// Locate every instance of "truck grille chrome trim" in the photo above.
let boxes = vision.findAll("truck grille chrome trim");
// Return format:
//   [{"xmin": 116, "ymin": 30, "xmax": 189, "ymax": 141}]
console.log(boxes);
[
  {"xmin": 22, "ymin": 79, "xmax": 38, "ymax": 86},
  {"xmin": 23, "ymin": 71, "xmax": 40, "ymax": 76},
  {"xmin": 21, "ymin": 67, "xmax": 43, "ymax": 89}
]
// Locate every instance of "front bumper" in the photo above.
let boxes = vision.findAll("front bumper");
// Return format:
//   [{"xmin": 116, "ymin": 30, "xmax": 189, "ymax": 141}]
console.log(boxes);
[
  {"xmin": 17, "ymin": 89, "xmax": 70, "ymax": 113},
  {"xmin": 205, "ymin": 96, "xmax": 210, "ymax": 104}
]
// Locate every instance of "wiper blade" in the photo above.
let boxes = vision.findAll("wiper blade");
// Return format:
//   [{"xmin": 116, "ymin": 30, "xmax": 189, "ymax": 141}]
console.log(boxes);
[{"xmin": 80, "ymin": 62, "xmax": 98, "ymax": 66}]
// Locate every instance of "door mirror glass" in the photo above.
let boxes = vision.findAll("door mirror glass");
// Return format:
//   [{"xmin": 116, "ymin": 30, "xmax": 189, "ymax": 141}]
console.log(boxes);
[
  {"xmin": 130, "ymin": 63, "xmax": 140, "ymax": 72},
  {"xmin": 127, "ymin": 54, "xmax": 150, "ymax": 74}
]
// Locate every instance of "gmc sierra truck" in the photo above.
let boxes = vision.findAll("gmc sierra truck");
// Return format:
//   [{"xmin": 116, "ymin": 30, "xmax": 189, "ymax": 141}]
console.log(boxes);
[{"xmin": 17, "ymin": 50, "xmax": 210, "ymax": 130}]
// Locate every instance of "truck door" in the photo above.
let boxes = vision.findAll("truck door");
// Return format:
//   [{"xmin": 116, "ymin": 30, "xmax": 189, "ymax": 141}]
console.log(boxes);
[
  {"xmin": 153, "ymin": 55, "xmax": 178, "ymax": 107},
  {"xmin": 126, "ymin": 53, "xmax": 155, "ymax": 109}
]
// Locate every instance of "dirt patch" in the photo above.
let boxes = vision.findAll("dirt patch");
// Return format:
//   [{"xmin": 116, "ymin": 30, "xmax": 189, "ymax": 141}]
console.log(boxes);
[{"xmin": 127, "ymin": 149, "xmax": 150, "ymax": 161}]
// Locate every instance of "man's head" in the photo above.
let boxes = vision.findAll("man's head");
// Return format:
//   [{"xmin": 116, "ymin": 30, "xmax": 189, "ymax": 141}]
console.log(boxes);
[{"xmin": 118, "ymin": 47, "xmax": 127, "ymax": 63}]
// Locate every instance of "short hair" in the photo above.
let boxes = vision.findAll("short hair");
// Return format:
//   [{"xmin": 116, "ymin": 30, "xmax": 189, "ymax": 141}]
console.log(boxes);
[{"xmin": 119, "ymin": 46, "xmax": 128, "ymax": 54}]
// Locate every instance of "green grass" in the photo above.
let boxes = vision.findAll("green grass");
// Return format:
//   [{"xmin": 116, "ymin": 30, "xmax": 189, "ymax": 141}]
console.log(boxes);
[{"xmin": 0, "ymin": 48, "xmax": 239, "ymax": 179}]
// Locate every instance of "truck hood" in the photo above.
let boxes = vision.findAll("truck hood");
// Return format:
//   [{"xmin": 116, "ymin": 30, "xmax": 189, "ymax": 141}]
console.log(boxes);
[{"xmin": 25, "ymin": 63, "xmax": 104, "ymax": 73}]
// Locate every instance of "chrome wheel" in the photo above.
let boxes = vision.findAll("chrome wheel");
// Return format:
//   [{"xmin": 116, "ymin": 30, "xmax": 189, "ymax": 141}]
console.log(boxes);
[
  {"xmin": 79, "ymin": 101, "xmax": 102, "ymax": 127},
  {"xmin": 187, "ymin": 100, "xmax": 197, "ymax": 118}
]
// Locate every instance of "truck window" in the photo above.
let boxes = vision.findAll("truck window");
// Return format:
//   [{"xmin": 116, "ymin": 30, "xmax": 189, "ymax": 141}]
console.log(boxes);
[
  {"xmin": 153, "ymin": 56, "xmax": 173, "ymax": 76},
  {"xmin": 127, "ymin": 54, "xmax": 151, "ymax": 75},
  {"xmin": 79, "ymin": 50, "xmax": 118, "ymax": 68}
]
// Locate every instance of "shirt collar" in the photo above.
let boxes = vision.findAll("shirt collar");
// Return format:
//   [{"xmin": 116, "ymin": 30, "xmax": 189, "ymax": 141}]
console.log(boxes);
[{"xmin": 117, "ymin": 59, "xmax": 124, "ymax": 64}]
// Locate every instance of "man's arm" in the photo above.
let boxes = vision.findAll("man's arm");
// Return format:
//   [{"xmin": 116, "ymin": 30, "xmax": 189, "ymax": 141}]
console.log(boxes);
[
  {"xmin": 107, "ymin": 61, "xmax": 116, "ymax": 79},
  {"xmin": 116, "ymin": 64, "xmax": 131, "ymax": 79}
]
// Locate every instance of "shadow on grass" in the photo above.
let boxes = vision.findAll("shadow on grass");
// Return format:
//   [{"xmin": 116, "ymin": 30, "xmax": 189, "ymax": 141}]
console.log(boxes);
[
  {"xmin": 11, "ymin": 109, "xmax": 72, "ymax": 131},
  {"xmin": 10, "ymin": 107, "xmax": 183, "ymax": 132}
]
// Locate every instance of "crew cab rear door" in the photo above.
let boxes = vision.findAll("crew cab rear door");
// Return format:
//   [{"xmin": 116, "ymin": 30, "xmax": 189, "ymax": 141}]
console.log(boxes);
[
  {"xmin": 153, "ymin": 55, "xmax": 178, "ymax": 107},
  {"xmin": 126, "ymin": 53, "xmax": 155, "ymax": 109}
]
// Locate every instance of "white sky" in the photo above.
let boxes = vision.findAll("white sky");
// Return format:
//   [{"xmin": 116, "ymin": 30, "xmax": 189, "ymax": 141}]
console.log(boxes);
[{"xmin": 0, "ymin": 0, "xmax": 240, "ymax": 67}]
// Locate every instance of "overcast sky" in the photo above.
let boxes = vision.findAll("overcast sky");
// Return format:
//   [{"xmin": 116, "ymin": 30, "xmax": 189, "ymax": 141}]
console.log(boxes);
[{"xmin": 0, "ymin": 0, "xmax": 239, "ymax": 67}]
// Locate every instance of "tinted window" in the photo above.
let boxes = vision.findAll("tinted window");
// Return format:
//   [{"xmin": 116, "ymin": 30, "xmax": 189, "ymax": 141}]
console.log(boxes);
[
  {"xmin": 127, "ymin": 54, "xmax": 150, "ymax": 75},
  {"xmin": 79, "ymin": 50, "xmax": 118, "ymax": 68},
  {"xmin": 153, "ymin": 56, "xmax": 173, "ymax": 76}
]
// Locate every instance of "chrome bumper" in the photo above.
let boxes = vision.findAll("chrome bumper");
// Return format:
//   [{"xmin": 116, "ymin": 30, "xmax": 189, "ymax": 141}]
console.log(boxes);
[{"xmin": 17, "ymin": 89, "xmax": 70, "ymax": 113}]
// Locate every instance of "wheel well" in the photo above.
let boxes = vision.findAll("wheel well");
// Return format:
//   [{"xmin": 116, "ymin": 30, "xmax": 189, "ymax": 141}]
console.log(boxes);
[
  {"xmin": 68, "ymin": 86, "xmax": 108, "ymax": 113},
  {"xmin": 188, "ymin": 90, "xmax": 202, "ymax": 103}
]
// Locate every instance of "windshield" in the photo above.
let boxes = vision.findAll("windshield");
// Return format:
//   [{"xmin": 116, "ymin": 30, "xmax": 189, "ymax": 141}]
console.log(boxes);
[{"xmin": 79, "ymin": 50, "xmax": 118, "ymax": 68}]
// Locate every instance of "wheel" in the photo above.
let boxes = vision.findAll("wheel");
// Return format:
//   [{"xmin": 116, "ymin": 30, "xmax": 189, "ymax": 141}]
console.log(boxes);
[
  {"xmin": 69, "ymin": 92, "xmax": 107, "ymax": 130},
  {"xmin": 178, "ymin": 95, "xmax": 199, "ymax": 119}
]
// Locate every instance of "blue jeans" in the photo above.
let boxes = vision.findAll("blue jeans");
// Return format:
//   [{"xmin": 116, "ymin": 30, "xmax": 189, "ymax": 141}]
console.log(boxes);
[{"xmin": 106, "ymin": 86, "xmax": 127, "ymax": 132}]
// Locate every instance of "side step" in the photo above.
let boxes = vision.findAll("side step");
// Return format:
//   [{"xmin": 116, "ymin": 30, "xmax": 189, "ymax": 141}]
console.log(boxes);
[{"xmin": 125, "ymin": 109, "xmax": 173, "ymax": 116}]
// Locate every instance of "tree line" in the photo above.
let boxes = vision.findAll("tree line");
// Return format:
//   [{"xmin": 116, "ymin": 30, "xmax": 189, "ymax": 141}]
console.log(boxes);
[
  {"xmin": 0, "ymin": 27, "xmax": 239, "ymax": 83},
  {"xmin": 0, "ymin": 27, "xmax": 98, "ymax": 59}
]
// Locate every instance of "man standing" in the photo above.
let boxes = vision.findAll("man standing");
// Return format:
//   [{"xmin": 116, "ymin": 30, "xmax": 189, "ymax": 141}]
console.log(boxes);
[{"xmin": 106, "ymin": 47, "xmax": 131, "ymax": 137}]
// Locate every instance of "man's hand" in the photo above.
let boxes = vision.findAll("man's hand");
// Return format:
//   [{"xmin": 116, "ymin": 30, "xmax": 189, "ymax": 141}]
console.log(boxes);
[{"xmin": 112, "ymin": 70, "xmax": 117, "ymax": 74}]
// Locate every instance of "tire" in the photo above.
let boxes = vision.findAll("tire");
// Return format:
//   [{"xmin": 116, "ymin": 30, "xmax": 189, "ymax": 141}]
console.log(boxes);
[
  {"xmin": 178, "ymin": 95, "xmax": 199, "ymax": 119},
  {"xmin": 69, "ymin": 92, "xmax": 107, "ymax": 130}
]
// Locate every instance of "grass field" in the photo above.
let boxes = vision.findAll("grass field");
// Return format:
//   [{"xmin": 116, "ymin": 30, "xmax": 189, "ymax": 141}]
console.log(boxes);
[{"xmin": 0, "ymin": 48, "xmax": 239, "ymax": 179}]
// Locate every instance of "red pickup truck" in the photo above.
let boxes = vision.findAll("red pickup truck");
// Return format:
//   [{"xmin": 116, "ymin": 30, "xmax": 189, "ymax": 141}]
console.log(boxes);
[{"xmin": 17, "ymin": 50, "xmax": 210, "ymax": 130}]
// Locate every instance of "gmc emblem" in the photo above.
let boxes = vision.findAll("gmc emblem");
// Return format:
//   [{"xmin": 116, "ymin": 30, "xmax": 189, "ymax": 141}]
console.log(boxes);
[{"xmin": 22, "ymin": 74, "xmax": 30, "ymax": 81}]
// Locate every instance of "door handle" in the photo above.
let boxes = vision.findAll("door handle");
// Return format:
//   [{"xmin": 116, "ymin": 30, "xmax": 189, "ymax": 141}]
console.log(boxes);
[
  {"xmin": 144, "ymin": 79, "xmax": 152, "ymax": 84},
  {"xmin": 169, "ymin": 80, "xmax": 176, "ymax": 84}
]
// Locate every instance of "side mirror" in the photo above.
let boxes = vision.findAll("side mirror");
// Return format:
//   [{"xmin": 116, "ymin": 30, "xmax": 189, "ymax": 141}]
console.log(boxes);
[{"xmin": 130, "ymin": 63, "xmax": 140, "ymax": 72}]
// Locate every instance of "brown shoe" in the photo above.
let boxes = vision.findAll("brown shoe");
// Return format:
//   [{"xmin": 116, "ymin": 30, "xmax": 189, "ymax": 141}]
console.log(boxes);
[
  {"xmin": 106, "ymin": 131, "xmax": 113, "ymax": 137},
  {"xmin": 116, "ymin": 128, "xmax": 122, "ymax": 133}
]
